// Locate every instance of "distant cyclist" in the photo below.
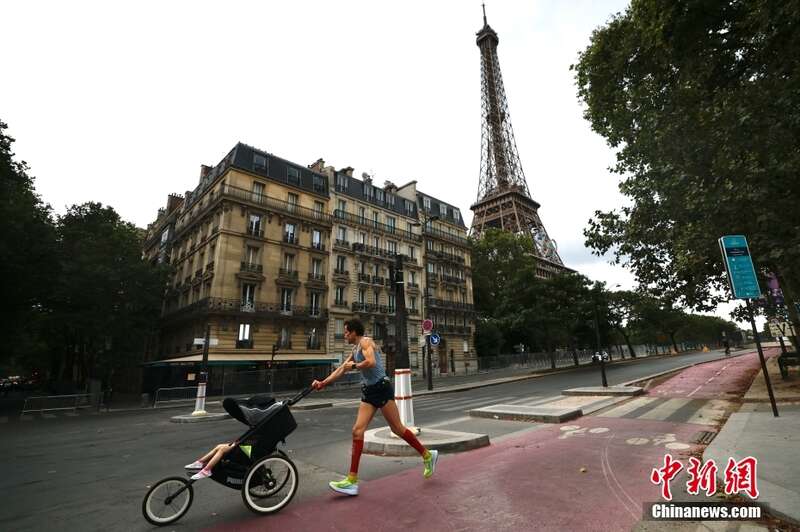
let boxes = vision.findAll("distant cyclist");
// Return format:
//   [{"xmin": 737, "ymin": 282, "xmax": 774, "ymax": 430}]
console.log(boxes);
[{"xmin": 311, "ymin": 318, "xmax": 438, "ymax": 496}]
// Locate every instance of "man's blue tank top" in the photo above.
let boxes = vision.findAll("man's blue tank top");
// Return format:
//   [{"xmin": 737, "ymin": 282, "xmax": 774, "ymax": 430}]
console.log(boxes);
[{"xmin": 353, "ymin": 338, "xmax": 387, "ymax": 386}]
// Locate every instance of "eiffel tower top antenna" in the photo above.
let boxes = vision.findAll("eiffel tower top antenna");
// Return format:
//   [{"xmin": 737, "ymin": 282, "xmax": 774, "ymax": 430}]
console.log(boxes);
[{"xmin": 482, "ymin": 2, "xmax": 487, "ymax": 26}]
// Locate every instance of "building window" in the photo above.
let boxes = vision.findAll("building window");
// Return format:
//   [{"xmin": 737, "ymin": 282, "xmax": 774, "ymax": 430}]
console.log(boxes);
[
  {"xmin": 245, "ymin": 246, "xmax": 259, "ymax": 266},
  {"xmin": 373, "ymin": 236, "xmax": 380, "ymax": 249},
  {"xmin": 336, "ymin": 255, "xmax": 346, "ymax": 272},
  {"xmin": 409, "ymin": 246, "xmax": 416, "ymax": 259},
  {"xmin": 312, "ymin": 175, "xmax": 325, "ymax": 193},
  {"xmin": 410, "ymin": 296, "xmax": 417, "ymax": 310},
  {"xmin": 426, "ymin": 239, "xmax": 434, "ymax": 251},
  {"xmin": 335, "ymin": 319, "xmax": 344, "ymax": 338},
  {"xmin": 280, "ymin": 288, "xmax": 293, "ymax": 312},
  {"xmin": 288, "ymin": 167, "xmax": 300, "ymax": 184},
  {"xmin": 358, "ymin": 206, "xmax": 366, "ymax": 222},
  {"xmin": 278, "ymin": 327, "xmax": 291, "ymax": 348},
  {"xmin": 410, "ymin": 271, "xmax": 417, "ymax": 285},
  {"xmin": 358, "ymin": 289, "xmax": 366, "ymax": 304},
  {"xmin": 160, "ymin": 228, "xmax": 169, "ymax": 244},
  {"xmin": 251, "ymin": 181, "xmax": 265, "ymax": 203},
  {"xmin": 310, "ymin": 292, "xmax": 321, "ymax": 316},
  {"xmin": 237, "ymin": 323, "xmax": 252, "ymax": 348},
  {"xmin": 307, "ymin": 326, "xmax": 321, "ymax": 349},
  {"xmin": 387, "ymin": 193, "xmax": 395, "ymax": 207},
  {"xmin": 337, "ymin": 199, "xmax": 346, "ymax": 212},
  {"xmin": 284, "ymin": 222, "xmax": 297, "ymax": 244},
  {"xmin": 359, "ymin": 261, "xmax": 366, "ymax": 274},
  {"xmin": 454, "ymin": 210, "xmax": 461, "ymax": 223},
  {"xmin": 386, "ymin": 216, "xmax": 396, "ymax": 233},
  {"xmin": 253, "ymin": 154, "xmax": 267, "ymax": 172},
  {"xmin": 312, "ymin": 229, "xmax": 322, "ymax": 249},
  {"xmin": 248, "ymin": 214, "xmax": 262, "ymax": 237},
  {"xmin": 359, "ymin": 232, "xmax": 366, "ymax": 244},
  {"xmin": 335, "ymin": 286, "xmax": 345, "ymax": 305},
  {"xmin": 364, "ymin": 183, "xmax": 373, "ymax": 198},
  {"xmin": 423, "ymin": 197, "xmax": 431, "ymax": 211},
  {"xmin": 242, "ymin": 283, "xmax": 256, "ymax": 309},
  {"xmin": 287, "ymin": 193, "xmax": 299, "ymax": 213},
  {"xmin": 463, "ymin": 339, "xmax": 469, "ymax": 353},
  {"xmin": 311, "ymin": 258, "xmax": 322, "ymax": 276},
  {"xmin": 314, "ymin": 201, "xmax": 324, "ymax": 216},
  {"xmin": 388, "ymin": 294, "xmax": 396, "ymax": 313},
  {"xmin": 387, "ymin": 240, "xmax": 397, "ymax": 254},
  {"xmin": 283, "ymin": 253, "xmax": 294, "ymax": 272},
  {"xmin": 405, "ymin": 200, "xmax": 414, "ymax": 216},
  {"xmin": 337, "ymin": 226, "xmax": 347, "ymax": 242},
  {"xmin": 374, "ymin": 290, "xmax": 380, "ymax": 305},
  {"xmin": 336, "ymin": 174, "xmax": 348, "ymax": 190},
  {"xmin": 375, "ymin": 188, "xmax": 384, "ymax": 202},
  {"xmin": 427, "ymin": 263, "xmax": 435, "ymax": 273}
]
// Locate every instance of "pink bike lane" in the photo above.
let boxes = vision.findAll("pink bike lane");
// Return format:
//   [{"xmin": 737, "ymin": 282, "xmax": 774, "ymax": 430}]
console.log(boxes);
[{"xmin": 207, "ymin": 350, "xmax": 777, "ymax": 532}]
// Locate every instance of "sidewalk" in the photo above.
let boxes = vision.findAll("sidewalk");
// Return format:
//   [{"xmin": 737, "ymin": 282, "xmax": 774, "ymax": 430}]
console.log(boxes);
[{"xmin": 703, "ymin": 353, "xmax": 800, "ymax": 525}]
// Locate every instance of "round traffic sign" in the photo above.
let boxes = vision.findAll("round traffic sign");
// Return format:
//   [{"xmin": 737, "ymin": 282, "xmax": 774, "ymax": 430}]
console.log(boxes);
[
  {"xmin": 430, "ymin": 333, "xmax": 441, "ymax": 346},
  {"xmin": 422, "ymin": 319, "xmax": 433, "ymax": 333}
]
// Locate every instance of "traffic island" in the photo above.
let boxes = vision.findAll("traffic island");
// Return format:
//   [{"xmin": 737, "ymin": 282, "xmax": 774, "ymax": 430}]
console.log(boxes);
[
  {"xmin": 470, "ymin": 404, "xmax": 582, "ymax": 423},
  {"xmin": 170, "ymin": 412, "xmax": 230, "ymax": 423},
  {"xmin": 363, "ymin": 426, "xmax": 489, "ymax": 456}
]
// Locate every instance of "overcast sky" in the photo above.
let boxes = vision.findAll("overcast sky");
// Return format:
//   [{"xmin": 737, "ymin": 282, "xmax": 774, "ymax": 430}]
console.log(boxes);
[{"xmin": 1, "ymin": 1, "xmax": 745, "ymax": 322}]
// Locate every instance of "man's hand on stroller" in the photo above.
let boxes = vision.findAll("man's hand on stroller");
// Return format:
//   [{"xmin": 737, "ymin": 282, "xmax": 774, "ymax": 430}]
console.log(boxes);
[{"xmin": 312, "ymin": 379, "xmax": 326, "ymax": 391}]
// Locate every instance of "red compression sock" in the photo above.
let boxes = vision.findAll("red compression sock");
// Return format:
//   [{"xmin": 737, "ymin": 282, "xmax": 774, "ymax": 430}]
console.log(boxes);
[
  {"xmin": 401, "ymin": 428, "xmax": 427, "ymax": 456},
  {"xmin": 349, "ymin": 438, "xmax": 364, "ymax": 477}
]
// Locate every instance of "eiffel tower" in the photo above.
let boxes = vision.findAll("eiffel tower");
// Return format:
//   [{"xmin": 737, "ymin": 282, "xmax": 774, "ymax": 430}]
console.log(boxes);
[{"xmin": 470, "ymin": 5, "xmax": 567, "ymax": 277}]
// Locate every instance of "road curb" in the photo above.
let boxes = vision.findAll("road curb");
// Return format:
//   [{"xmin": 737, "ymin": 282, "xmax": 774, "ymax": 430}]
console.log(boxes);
[{"xmin": 620, "ymin": 350, "xmax": 756, "ymax": 388}]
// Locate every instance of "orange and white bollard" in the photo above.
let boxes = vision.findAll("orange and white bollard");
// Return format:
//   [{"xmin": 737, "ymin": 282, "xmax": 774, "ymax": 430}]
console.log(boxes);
[{"xmin": 394, "ymin": 368, "xmax": 418, "ymax": 434}]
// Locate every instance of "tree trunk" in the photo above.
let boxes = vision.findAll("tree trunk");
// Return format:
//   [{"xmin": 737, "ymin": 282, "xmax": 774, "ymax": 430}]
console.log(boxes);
[
  {"xmin": 669, "ymin": 333, "xmax": 679, "ymax": 354},
  {"xmin": 616, "ymin": 327, "xmax": 636, "ymax": 358}
]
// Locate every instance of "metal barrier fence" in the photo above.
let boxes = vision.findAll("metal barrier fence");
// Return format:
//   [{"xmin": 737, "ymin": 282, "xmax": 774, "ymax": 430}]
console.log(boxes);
[
  {"xmin": 153, "ymin": 386, "xmax": 199, "ymax": 407},
  {"xmin": 221, "ymin": 366, "xmax": 331, "ymax": 397},
  {"xmin": 21, "ymin": 393, "xmax": 96, "ymax": 415}
]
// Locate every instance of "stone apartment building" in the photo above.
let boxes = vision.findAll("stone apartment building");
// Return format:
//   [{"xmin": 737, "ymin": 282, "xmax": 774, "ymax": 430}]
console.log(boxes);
[{"xmin": 142, "ymin": 143, "xmax": 475, "ymax": 390}]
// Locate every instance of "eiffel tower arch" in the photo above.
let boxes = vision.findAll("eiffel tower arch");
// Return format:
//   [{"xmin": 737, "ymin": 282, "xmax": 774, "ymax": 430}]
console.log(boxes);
[{"xmin": 470, "ymin": 5, "xmax": 570, "ymax": 278}]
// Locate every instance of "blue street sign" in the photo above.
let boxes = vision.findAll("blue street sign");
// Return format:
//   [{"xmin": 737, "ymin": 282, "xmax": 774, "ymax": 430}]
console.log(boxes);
[
  {"xmin": 429, "ymin": 333, "xmax": 441, "ymax": 346},
  {"xmin": 719, "ymin": 235, "xmax": 761, "ymax": 299}
]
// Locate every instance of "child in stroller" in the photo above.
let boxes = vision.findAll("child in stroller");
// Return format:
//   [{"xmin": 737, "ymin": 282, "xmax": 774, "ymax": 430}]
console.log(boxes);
[{"xmin": 184, "ymin": 394, "xmax": 286, "ymax": 480}]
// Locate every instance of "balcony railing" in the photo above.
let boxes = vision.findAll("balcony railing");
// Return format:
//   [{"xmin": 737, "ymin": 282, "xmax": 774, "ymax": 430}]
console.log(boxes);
[
  {"xmin": 240, "ymin": 262, "xmax": 263, "ymax": 273},
  {"xmin": 333, "ymin": 300, "xmax": 348, "ymax": 308},
  {"xmin": 357, "ymin": 273, "xmax": 371, "ymax": 283},
  {"xmin": 221, "ymin": 184, "xmax": 332, "ymax": 224},
  {"xmin": 409, "ymin": 308, "xmax": 419, "ymax": 315},
  {"xmin": 372, "ymin": 275, "xmax": 385, "ymax": 285},
  {"xmin": 307, "ymin": 272, "xmax": 325, "ymax": 282},
  {"xmin": 278, "ymin": 268, "xmax": 299, "ymax": 279},
  {"xmin": 334, "ymin": 268, "xmax": 349, "ymax": 276},
  {"xmin": 334, "ymin": 239, "xmax": 350, "ymax": 249},
  {"xmin": 247, "ymin": 227, "xmax": 264, "ymax": 237},
  {"xmin": 283, "ymin": 233, "xmax": 298, "ymax": 245},
  {"xmin": 426, "ymin": 298, "xmax": 474, "ymax": 311},
  {"xmin": 441, "ymin": 274, "xmax": 466, "ymax": 285},
  {"xmin": 311, "ymin": 241, "xmax": 326, "ymax": 251},
  {"xmin": 429, "ymin": 249, "xmax": 466, "ymax": 264},
  {"xmin": 334, "ymin": 210, "xmax": 420, "ymax": 241},
  {"xmin": 423, "ymin": 226, "xmax": 469, "ymax": 246}
]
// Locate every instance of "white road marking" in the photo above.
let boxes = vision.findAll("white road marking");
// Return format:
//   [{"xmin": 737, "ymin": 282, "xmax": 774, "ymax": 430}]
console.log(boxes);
[
  {"xmin": 626, "ymin": 437, "xmax": 649, "ymax": 445},
  {"xmin": 597, "ymin": 397, "xmax": 659, "ymax": 418},
  {"xmin": 665, "ymin": 442, "xmax": 691, "ymax": 451},
  {"xmin": 638, "ymin": 399, "xmax": 693, "ymax": 421}
]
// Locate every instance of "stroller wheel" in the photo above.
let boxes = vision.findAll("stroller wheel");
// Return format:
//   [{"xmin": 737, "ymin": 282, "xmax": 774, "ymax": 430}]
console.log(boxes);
[
  {"xmin": 142, "ymin": 476, "xmax": 194, "ymax": 526},
  {"xmin": 242, "ymin": 454, "xmax": 298, "ymax": 514}
]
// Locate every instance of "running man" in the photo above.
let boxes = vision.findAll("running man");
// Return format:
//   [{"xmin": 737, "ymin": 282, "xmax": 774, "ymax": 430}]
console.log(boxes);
[{"xmin": 311, "ymin": 318, "xmax": 438, "ymax": 496}]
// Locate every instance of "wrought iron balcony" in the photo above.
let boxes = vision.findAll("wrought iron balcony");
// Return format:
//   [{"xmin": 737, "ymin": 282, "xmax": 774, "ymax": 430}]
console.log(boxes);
[
  {"xmin": 307, "ymin": 272, "xmax": 326, "ymax": 282},
  {"xmin": 221, "ymin": 184, "xmax": 332, "ymax": 225},
  {"xmin": 247, "ymin": 227, "xmax": 264, "ymax": 238},
  {"xmin": 283, "ymin": 233, "xmax": 298, "ymax": 245},
  {"xmin": 311, "ymin": 241, "xmax": 326, "ymax": 251},
  {"xmin": 422, "ymin": 226, "xmax": 469, "ymax": 247},
  {"xmin": 334, "ymin": 239, "xmax": 350, "ymax": 249},
  {"xmin": 333, "ymin": 299, "xmax": 348, "ymax": 308},
  {"xmin": 278, "ymin": 268, "xmax": 299, "ymax": 279},
  {"xmin": 372, "ymin": 275, "xmax": 385, "ymax": 285},
  {"xmin": 357, "ymin": 273, "xmax": 372, "ymax": 283},
  {"xmin": 335, "ymin": 210, "xmax": 421, "ymax": 242},
  {"xmin": 240, "ymin": 262, "xmax": 263, "ymax": 273}
]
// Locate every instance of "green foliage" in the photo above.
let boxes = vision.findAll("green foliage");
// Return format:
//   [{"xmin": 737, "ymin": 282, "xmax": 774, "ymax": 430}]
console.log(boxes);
[
  {"xmin": 573, "ymin": 0, "xmax": 800, "ymax": 331},
  {"xmin": 0, "ymin": 121, "xmax": 58, "ymax": 372}
]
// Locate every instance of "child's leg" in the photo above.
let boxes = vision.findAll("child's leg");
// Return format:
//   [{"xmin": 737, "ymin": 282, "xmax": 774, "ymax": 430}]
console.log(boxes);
[
  {"xmin": 202, "ymin": 443, "xmax": 235, "ymax": 472},
  {"xmin": 197, "ymin": 443, "xmax": 228, "ymax": 464}
]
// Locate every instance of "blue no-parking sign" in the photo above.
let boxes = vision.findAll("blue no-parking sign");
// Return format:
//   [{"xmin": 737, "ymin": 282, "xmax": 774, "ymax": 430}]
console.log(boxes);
[{"xmin": 429, "ymin": 333, "xmax": 441, "ymax": 346}]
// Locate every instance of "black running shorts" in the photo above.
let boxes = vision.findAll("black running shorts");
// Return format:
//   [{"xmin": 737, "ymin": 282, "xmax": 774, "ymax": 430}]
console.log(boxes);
[{"xmin": 361, "ymin": 378, "xmax": 394, "ymax": 408}]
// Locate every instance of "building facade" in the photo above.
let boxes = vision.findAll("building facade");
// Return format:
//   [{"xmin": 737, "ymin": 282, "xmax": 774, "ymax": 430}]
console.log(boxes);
[{"xmin": 142, "ymin": 143, "xmax": 475, "ymax": 390}]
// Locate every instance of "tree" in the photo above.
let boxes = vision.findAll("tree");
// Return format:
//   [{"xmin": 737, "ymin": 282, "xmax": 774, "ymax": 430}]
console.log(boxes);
[
  {"xmin": 47, "ymin": 203, "xmax": 170, "ymax": 389},
  {"xmin": 573, "ymin": 0, "xmax": 800, "ymax": 342},
  {"xmin": 0, "ymin": 120, "xmax": 58, "ymax": 372},
  {"xmin": 607, "ymin": 290, "xmax": 640, "ymax": 357}
]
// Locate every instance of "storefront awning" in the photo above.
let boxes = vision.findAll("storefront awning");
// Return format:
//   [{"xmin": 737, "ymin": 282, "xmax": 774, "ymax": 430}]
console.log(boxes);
[{"xmin": 142, "ymin": 353, "xmax": 339, "ymax": 367}]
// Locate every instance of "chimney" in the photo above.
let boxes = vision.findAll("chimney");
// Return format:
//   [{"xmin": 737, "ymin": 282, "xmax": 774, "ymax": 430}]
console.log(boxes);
[
  {"xmin": 166, "ymin": 194, "xmax": 184, "ymax": 214},
  {"xmin": 308, "ymin": 158, "xmax": 325, "ymax": 172},
  {"xmin": 339, "ymin": 166, "xmax": 354, "ymax": 177},
  {"xmin": 200, "ymin": 165, "xmax": 212, "ymax": 179}
]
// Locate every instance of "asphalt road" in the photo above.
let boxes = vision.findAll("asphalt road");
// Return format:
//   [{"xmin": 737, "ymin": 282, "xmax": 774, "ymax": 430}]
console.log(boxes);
[{"xmin": 0, "ymin": 348, "xmax": 739, "ymax": 531}]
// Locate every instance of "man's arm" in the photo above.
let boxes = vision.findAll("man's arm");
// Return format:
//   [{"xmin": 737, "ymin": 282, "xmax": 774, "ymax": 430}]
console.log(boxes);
[
  {"xmin": 312, "ymin": 353, "xmax": 356, "ymax": 389},
  {"xmin": 354, "ymin": 338, "xmax": 377, "ymax": 370}
]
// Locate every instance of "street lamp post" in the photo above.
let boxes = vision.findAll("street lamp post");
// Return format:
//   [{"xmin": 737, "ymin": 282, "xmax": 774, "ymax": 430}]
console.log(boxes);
[
  {"xmin": 192, "ymin": 323, "xmax": 211, "ymax": 415},
  {"xmin": 592, "ymin": 285, "xmax": 608, "ymax": 388},
  {"xmin": 269, "ymin": 344, "xmax": 278, "ymax": 395}
]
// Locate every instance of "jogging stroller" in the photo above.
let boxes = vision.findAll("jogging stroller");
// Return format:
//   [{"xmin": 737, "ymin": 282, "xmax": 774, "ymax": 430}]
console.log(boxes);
[{"xmin": 141, "ymin": 386, "xmax": 313, "ymax": 526}]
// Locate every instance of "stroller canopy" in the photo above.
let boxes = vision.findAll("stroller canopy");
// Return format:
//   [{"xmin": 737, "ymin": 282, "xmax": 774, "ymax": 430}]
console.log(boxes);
[{"xmin": 223, "ymin": 394, "xmax": 280, "ymax": 427}]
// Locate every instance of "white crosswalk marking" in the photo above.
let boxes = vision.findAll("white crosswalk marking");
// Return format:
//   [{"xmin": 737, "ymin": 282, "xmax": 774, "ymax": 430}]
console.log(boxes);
[
  {"xmin": 440, "ymin": 396, "xmax": 518, "ymax": 412},
  {"xmin": 638, "ymin": 398, "xmax": 693, "ymax": 420},
  {"xmin": 686, "ymin": 400, "xmax": 731, "ymax": 425},
  {"xmin": 596, "ymin": 397, "xmax": 659, "ymax": 418},
  {"xmin": 416, "ymin": 395, "xmax": 502, "ymax": 410}
]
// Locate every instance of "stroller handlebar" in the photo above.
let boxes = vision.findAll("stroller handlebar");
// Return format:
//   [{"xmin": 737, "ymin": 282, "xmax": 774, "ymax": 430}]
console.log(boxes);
[{"xmin": 285, "ymin": 385, "xmax": 314, "ymax": 407}]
